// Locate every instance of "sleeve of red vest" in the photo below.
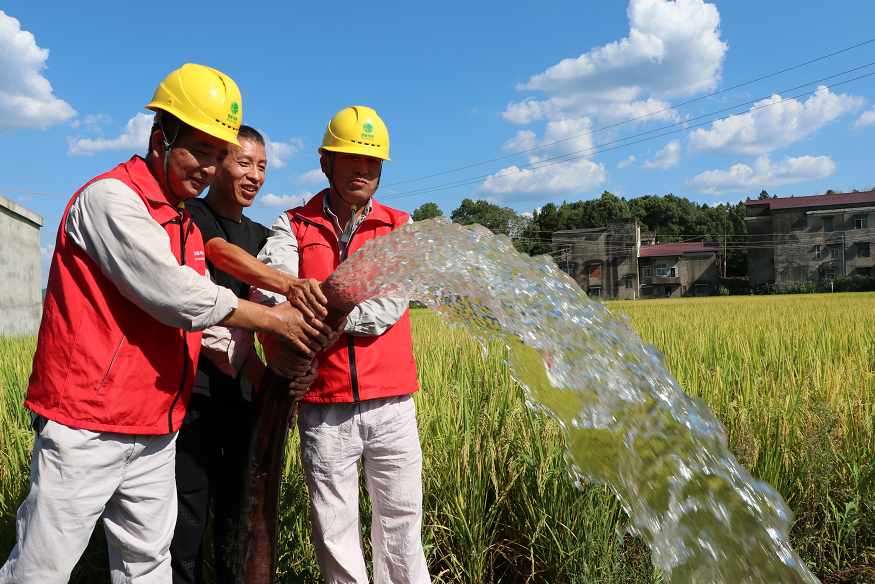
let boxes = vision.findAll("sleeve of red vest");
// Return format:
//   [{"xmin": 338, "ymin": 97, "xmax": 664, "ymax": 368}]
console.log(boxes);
[{"xmin": 66, "ymin": 179, "xmax": 238, "ymax": 331}]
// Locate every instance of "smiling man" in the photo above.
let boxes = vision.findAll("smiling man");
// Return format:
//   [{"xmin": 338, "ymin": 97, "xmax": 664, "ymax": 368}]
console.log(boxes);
[
  {"xmin": 252, "ymin": 106, "xmax": 429, "ymax": 584},
  {"xmin": 0, "ymin": 65, "xmax": 333, "ymax": 584},
  {"xmin": 170, "ymin": 126, "xmax": 322, "ymax": 584}
]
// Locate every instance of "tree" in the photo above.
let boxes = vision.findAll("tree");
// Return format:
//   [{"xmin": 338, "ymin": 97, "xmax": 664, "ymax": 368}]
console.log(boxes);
[
  {"xmin": 412, "ymin": 202, "xmax": 443, "ymax": 221},
  {"xmin": 758, "ymin": 190, "xmax": 771, "ymax": 200},
  {"xmin": 450, "ymin": 198, "xmax": 519, "ymax": 234}
]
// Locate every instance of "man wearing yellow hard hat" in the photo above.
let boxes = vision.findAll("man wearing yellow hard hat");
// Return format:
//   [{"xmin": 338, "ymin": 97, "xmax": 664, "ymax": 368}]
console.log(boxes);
[
  {"xmin": 252, "ymin": 106, "xmax": 430, "ymax": 583},
  {"xmin": 0, "ymin": 64, "xmax": 333, "ymax": 583}
]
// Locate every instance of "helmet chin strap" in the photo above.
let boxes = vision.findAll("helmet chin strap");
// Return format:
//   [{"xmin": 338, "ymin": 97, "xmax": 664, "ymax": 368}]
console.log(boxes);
[
  {"xmin": 326, "ymin": 151, "xmax": 382, "ymax": 245},
  {"xmin": 157, "ymin": 112, "xmax": 185, "ymax": 208}
]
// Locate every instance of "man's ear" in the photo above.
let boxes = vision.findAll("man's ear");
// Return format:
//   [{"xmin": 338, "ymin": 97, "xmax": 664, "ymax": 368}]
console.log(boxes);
[
  {"xmin": 319, "ymin": 153, "xmax": 329, "ymax": 175},
  {"xmin": 150, "ymin": 130, "xmax": 166, "ymax": 158}
]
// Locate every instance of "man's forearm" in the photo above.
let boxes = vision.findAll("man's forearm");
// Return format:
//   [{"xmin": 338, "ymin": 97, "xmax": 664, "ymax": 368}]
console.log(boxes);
[{"xmin": 206, "ymin": 238, "xmax": 291, "ymax": 296}]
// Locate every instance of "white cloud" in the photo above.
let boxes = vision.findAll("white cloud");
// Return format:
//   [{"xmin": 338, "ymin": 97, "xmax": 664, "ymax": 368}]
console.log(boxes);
[
  {"xmin": 853, "ymin": 106, "xmax": 875, "ymax": 130},
  {"xmin": 685, "ymin": 155, "xmax": 836, "ymax": 196},
  {"xmin": 0, "ymin": 11, "xmax": 76, "ymax": 135},
  {"xmin": 259, "ymin": 131, "xmax": 304, "ymax": 169},
  {"xmin": 40, "ymin": 243, "xmax": 55, "ymax": 287},
  {"xmin": 259, "ymin": 191, "xmax": 312, "ymax": 209},
  {"xmin": 293, "ymin": 168, "xmax": 326, "ymax": 184},
  {"xmin": 643, "ymin": 139, "xmax": 681, "ymax": 169},
  {"xmin": 474, "ymin": 158, "xmax": 606, "ymax": 202},
  {"xmin": 687, "ymin": 87, "xmax": 865, "ymax": 156},
  {"xmin": 618, "ymin": 155, "xmax": 636, "ymax": 168},
  {"xmin": 503, "ymin": 0, "xmax": 726, "ymax": 123},
  {"xmin": 67, "ymin": 113, "xmax": 152, "ymax": 156},
  {"xmin": 504, "ymin": 117, "xmax": 596, "ymax": 155}
]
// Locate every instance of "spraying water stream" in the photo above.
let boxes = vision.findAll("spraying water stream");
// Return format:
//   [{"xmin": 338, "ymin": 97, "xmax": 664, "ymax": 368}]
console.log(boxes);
[{"xmin": 322, "ymin": 218, "xmax": 819, "ymax": 583}]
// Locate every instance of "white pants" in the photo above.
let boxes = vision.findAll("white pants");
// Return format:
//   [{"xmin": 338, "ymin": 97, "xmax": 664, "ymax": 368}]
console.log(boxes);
[
  {"xmin": 298, "ymin": 395, "xmax": 430, "ymax": 584},
  {"xmin": 0, "ymin": 418, "xmax": 178, "ymax": 584}
]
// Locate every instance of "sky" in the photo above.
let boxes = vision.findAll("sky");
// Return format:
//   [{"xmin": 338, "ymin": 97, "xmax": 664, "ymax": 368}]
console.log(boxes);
[{"xmin": 2, "ymin": 0, "xmax": 875, "ymax": 285}]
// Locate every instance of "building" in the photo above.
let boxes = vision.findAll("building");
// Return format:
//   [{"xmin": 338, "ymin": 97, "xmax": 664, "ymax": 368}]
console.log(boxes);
[
  {"xmin": 746, "ymin": 191, "xmax": 875, "ymax": 288},
  {"xmin": 553, "ymin": 218, "xmax": 719, "ymax": 299},
  {"xmin": 0, "ymin": 194, "xmax": 44, "ymax": 336},
  {"xmin": 638, "ymin": 241, "xmax": 720, "ymax": 298}
]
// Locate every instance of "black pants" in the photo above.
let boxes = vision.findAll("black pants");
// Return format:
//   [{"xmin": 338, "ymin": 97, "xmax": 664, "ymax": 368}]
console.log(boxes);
[{"xmin": 170, "ymin": 393, "xmax": 254, "ymax": 584}]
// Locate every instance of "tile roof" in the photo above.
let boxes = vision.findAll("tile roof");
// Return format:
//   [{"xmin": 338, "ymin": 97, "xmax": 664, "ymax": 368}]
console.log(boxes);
[
  {"xmin": 745, "ymin": 191, "xmax": 875, "ymax": 211},
  {"xmin": 639, "ymin": 241, "xmax": 719, "ymax": 258}
]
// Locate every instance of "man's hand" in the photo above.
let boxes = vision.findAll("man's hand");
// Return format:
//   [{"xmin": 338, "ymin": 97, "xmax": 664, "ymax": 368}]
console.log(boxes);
[
  {"xmin": 261, "ymin": 335, "xmax": 315, "ymax": 378},
  {"xmin": 287, "ymin": 360, "xmax": 318, "ymax": 397},
  {"xmin": 285, "ymin": 276, "xmax": 329, "ymax": 320},
  {"xmin": 269, "ymin": 302, "xmax": 336, "ymax": 355}
]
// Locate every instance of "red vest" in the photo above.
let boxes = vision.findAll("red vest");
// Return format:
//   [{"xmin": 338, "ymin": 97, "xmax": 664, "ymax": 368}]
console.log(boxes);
[
  {"xmin": 25, "ymin": 156, "xmax": 206, "ymax": 434},
  {"xmin": 289, "ymin": 192, "xmax": 418, "ymax": 403}
]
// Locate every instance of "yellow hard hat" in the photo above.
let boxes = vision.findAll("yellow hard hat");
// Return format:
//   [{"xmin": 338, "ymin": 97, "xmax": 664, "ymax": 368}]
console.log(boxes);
[
  {"xmin": 319, "ymin": 106, "xmax": 390, "ymax": 161},
  {"xmin": 145, "ymin": 64, "xmax": 242, "ymax": 147}
]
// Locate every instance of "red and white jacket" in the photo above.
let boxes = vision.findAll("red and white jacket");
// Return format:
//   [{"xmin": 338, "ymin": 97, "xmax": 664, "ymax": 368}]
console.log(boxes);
[
  {"xmin": 287, "ymin": 194, "xmax": 418, "ymax": 403},
  {"xmin": 25, "ymin": 156, "xmax": 207, "ymax": 434}
]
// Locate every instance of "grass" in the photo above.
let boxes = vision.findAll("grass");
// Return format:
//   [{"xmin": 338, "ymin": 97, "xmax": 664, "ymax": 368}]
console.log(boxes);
[{"xmin": 0, "ymin": 293, "xmax": 873, "ymax": 582}]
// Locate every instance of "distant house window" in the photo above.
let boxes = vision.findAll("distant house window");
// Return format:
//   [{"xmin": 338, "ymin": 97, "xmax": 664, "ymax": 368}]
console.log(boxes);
[
  {"xmin": 588, "ymin": 287, "xmax": 601, "ymax": 299},
  {"xmin": 668, "ymin": 267, "xmax": 677, "ymax": 278},
  {"xmin": 588, "ymin": 264, "xmax": 601, "ymax": 278},
  {"xmin": 831, "ymin": 248, "xmax": 840, "ymax": 260},
  {"xmin": 659, "ymin": 286, "xmax": 670, "ymax": 296},
  {"xmin": 815, "ymin": 245, "xmax": 821, "ymax": 260},
  {"xmin": 624, "ymin": 277, "xmax": 633, "ymax": 289},
  {"xmin": 695, "ymin": 284, "xmax": 709, "ymax": 297},
  {"xmin": 825, "ymin": 270, "xmax": 837, "ymax": 280},
  {"xmin": 642, "ymin": 267, "xmax": 652, "ymax": 277},
  {"xmin": 823, "ymin": 217, "xmax": 833, "ymax": 232},
  {"xmin": 641, "ymin": 286, "xmax": 653, "ymax": 297},
  {"xmin": 859, "ymin": 267, "xmax": 872, "ymax": 277},
  {"xmin": 857, "ymin": 243, "xmax": 870, "ymax": 258},
  {"xmin": 656, "ymin": 263, "xmax": 668, "ymax": 277},
  {"xmin": 854, "ymin": 214, "xmax": 869, "ymax": 229}
]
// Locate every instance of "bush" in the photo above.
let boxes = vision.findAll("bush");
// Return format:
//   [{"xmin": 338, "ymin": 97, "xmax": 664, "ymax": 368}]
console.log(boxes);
[
  {"xmin": 712, "ymin": 285, "xmax": 730, "ymax": 296},
  {"xmin": 752, "ymin": 280, "xmax": 780, "ymax": 295},
  {"xmin": 717, "ymin": 277, "xmax": 751, "ymax": 296},
  {"xmin": 787, "ymin": 281, "xmax": 817, "ymax": 294}
]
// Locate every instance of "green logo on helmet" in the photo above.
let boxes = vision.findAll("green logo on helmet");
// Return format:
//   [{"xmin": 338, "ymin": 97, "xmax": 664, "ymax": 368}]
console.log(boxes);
[
  {"xmin": 363, "ymin": 122, "xmax": 374, "ymax": 134},
  {"xmin": 230, "ymin": 102, "xmax": 240, "ymax": 115}
]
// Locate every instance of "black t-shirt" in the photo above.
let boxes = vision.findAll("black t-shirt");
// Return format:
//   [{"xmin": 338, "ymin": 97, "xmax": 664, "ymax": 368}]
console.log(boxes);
[{"xmin": 186, "ymin": 197, "xmax": 270, "ymax": 402}]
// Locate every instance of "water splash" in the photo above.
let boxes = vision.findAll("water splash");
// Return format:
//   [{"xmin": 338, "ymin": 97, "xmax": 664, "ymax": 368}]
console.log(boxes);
[{"xmin": 323, "ymin": 219, "xmax": 819, "ymax": 583}]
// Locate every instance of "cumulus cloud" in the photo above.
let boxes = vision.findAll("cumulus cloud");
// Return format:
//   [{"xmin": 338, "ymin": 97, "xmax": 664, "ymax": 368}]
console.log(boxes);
[
  {"xmin": 503, "ymin": 117, "xmax": 596, "ymax": 155},
  {"xmin": 617, "ymin": 155, "xmax": 636, "ymax": 168},
  {"xmin": 260, "ymin": 132, "xmax": 304, "ymax": 169},
  {"xmin": 0, "ymin": 11, "xmax": 76, "ymax": 135},
  {"xmin": 259, "ymin": 191, "xmax": 312, "ymax": 209},
  {"xmin": 503, "ymin": 0, "xmax": 726, "ymax": 123},
  {"xmin": 474, "ymin": 158, "xmax": 606, "ymax": 202},
  {"xmin": 685, "ymin": 155, "xmax": 836, "ymax": 196},
  {"xmin": 67, "ymin": 113, "xmax": 152, "ymax": 155},
  {"xmin": 40, "ymin": 243, "xmax": 55, "ymax": 287},
  {"xmin": 643, "ymin": 139, "xmax": 682, "ymax": 169},
  {"xmin": 687, "ymin": 87, "xmax": 865, "ymax": 156},
  {"xmin": 853, "ymin": 106, "xmax": 875, "ymax": 130},
  {"xmin": 293, "ymin": 168, "xmax": 326, "ymax": 184}
]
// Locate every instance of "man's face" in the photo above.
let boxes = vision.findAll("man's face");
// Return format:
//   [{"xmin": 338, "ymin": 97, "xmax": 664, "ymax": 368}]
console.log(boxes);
[
  {"xmin": 321, "ymin": 152, "xmax": 382, "ymax": 205},
  {"xmin": 214, "ymin": 138, "xmax": 267, "ymax": 208},
  {"xmin": 157, "ymin": 128, "xmax": 229, "ymax": 199}
]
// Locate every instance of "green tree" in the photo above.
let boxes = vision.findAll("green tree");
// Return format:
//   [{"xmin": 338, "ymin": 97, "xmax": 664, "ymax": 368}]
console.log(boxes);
[
  {"xmin": 412, "ymin": 202, "xmax": 443, "ymax": 221},
  {"xmin": 450, "ymin": 198, "xmax": 519, "ymax": 234}
]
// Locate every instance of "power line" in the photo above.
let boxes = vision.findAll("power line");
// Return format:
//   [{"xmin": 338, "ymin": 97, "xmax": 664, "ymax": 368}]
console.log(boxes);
[
  {"xmin": 378, "ymin": 69, "xmax": 875, "ymax": 202},
  {"xmin": 0, "ymin": 187, "xmax": 71, "ymax": 199},
  {"xmin": 380, "ymin": 37, "xmax": 875, "ymax": 189}
]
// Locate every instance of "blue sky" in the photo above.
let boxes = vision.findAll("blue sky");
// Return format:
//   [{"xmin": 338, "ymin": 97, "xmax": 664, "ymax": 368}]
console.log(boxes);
[{"xmin": 2, "ymin": 0, "xmax": 875, "ymax": 285}]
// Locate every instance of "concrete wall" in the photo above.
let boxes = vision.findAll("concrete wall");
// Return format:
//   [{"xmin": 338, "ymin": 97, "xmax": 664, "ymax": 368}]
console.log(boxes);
[
  {"xmin": 748, "ymin": 204, "xmax": 874, "ymax": 288},
  {"xmin": 554, "ymin": 219, "xmax": 640, "ymax": 299},
  {"xmin": 0, "ymin": 194, "xmax": 43, "ymax": 336},
  {"xmin": 639, "ymin": 252, "xmax": 718, "ymax": 298}
]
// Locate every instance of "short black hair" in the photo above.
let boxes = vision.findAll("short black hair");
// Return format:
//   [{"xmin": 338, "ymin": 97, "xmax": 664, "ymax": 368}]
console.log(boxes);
[
  {"xmin": 237, "ymin": 125, "xmax": 264, "ymax": 148},
  {"xmin": 146, "ymin": 111, "xmax": 191, "ymax": 155}
]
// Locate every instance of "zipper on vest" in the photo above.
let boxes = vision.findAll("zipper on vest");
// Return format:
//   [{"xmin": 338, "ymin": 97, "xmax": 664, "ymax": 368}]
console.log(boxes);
[
  {"xmin": 347, "ymin": 335, "xmax": 360, "ymax": 402},
  {"xmin": 167, "ymin": 210, "xmax": 193, "ymax": 433},
  {"xmin": 97, "ymin": 335, "xmax": 125, "ymax": 395}
]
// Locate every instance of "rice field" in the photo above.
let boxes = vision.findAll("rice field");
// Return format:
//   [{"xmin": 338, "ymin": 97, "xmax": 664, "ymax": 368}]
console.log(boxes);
[{"xmin": 1, "ymin": 293, "xmax": 873, "ymax": 583}]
